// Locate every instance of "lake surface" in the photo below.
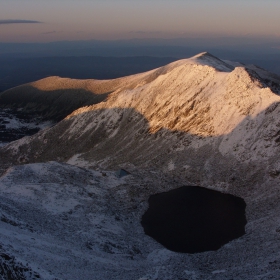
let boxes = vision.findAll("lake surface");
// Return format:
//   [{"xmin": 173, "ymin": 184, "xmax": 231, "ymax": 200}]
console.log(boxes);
[{"xmin": 141, "ymin": 186, "xmax": 247, "ymax": 253}]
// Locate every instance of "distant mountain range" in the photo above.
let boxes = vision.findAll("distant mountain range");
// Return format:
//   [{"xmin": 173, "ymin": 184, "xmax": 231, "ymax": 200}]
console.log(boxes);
[{"xmin": 1, "ymin": 38, "xmax": 280, "ymax": 92}]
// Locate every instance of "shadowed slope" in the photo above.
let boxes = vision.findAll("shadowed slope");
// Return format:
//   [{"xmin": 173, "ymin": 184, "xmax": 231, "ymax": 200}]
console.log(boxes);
[
  {"xmin": 0, "ymin": 85, "xmax": 110, "ymax": 122},
  {"xmin": 0, "ymin": 77, "xmax": 114, "ymax": 122}
]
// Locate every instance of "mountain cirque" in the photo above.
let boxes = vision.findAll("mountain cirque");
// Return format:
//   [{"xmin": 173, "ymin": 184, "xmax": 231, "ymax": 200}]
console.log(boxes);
[{"xmin": 1, "ymin": 52, "xmax": 280, "ymax": 279}]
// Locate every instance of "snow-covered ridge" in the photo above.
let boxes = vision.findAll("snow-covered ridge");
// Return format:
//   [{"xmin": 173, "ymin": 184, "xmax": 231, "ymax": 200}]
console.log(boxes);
[
  {"xmin": 1, "ymin": 53, "xmax": 280, "ymax": 279},
  {"xmin": 68, "ymin": 56, "xmax": 280, "ymax": 138},
  {"xmin": 1, "ymin": 52, "xmax": 280, "ymax": 171},
  {"xmin": 0, "ymin": 50, "xmax": 279, "ymax": 181}
]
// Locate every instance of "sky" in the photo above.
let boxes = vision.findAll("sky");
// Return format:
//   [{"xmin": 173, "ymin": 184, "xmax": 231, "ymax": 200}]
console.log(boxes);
[{"xmin": 0, "ymin": 0, "xmax": 280, "ymax": 43}]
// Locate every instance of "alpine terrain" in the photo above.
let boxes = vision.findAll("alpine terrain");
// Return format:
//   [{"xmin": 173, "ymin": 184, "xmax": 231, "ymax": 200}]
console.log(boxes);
[{"xmin": 1, "ymin": 52, "xmax": 280, "ymax": 279}]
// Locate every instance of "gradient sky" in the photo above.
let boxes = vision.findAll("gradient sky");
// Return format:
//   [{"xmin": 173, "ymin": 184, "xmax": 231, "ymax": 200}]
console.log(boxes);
[{"xmin": 0, "ymin": 0, "xmax": 280, "ymax": 42}]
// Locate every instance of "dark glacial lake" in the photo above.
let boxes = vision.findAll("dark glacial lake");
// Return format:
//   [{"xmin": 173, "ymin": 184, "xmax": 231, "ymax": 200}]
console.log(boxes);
[{"xmin": 141, "ymin": 186, "xmax": 247, "ymax": 253}]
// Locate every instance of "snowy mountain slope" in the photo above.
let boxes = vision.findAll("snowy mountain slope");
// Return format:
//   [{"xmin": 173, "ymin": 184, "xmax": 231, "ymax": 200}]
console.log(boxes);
[
  {"xmin": 0, "ymin": 162, "xmax": 186, "ymax": 279},
  {"xmin": 0, "ymin": 64, "xmax": 183, "ymax": 145},
  {"xmin": 1, "ymin": 161, "xmax": 280, "ymax": 280},
  {"xmin": 0, "ymin": 60, "xmax": 185, "ymax": 123},
  {"xmin": 1, "ymin": 53, "xmax": 280, "ymax": 176},
  {"xmin": 1, "ymin": 52, "xmax": 280, "ymax": 279}
]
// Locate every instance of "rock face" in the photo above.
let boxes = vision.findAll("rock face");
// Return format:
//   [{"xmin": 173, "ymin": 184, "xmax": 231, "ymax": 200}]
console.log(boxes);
[{"xmin": 1, "ymin": 52, "xmax": 280, "ymax": 279}]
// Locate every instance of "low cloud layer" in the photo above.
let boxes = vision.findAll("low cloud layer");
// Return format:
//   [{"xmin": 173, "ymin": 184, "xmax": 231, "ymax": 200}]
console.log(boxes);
[
  {"xmin": 0, "ymin": 20, "xmax": 42, "ymax": 25},
  {"xmin": 41, "ymin": 31, "xmax": 56, "ymax": 35}
]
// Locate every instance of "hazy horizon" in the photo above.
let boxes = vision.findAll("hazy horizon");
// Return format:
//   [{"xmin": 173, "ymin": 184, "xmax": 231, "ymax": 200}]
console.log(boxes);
[{"xmin": 1, "ymin": 0, "xmax": 280, "ymax": 43}]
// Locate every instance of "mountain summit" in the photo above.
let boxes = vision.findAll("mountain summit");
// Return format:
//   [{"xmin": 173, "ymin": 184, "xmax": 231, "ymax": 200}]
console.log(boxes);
[{"xmin": 189, "ymin": 51, "xmax": 234, "ymax": 71}]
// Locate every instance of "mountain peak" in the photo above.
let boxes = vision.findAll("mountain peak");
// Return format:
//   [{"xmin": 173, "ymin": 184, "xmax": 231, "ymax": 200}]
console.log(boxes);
[
  {"xmin": 192, "ymin": 51, "xmax": 215, "ymax": 58},
  {"xmin": 190, "ymin": 52, "xmax": 234, "ymax": 72}
]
